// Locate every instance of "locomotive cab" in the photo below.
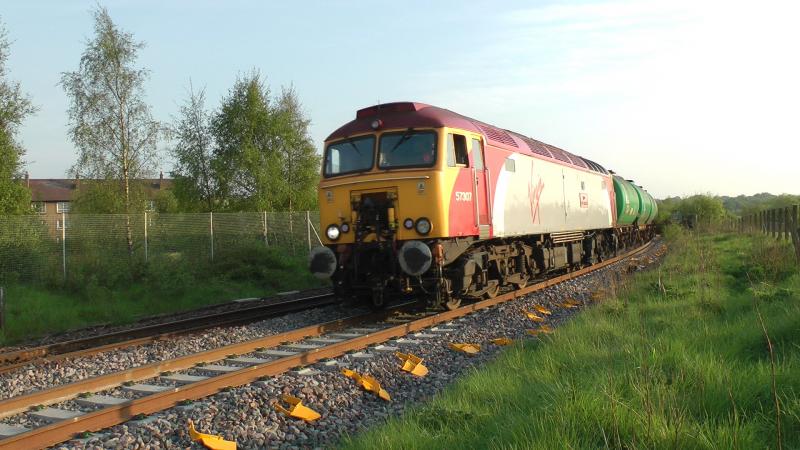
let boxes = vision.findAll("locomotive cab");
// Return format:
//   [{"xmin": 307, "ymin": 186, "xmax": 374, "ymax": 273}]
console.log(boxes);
[
  {"xmin": 310, "ymin": 102, "xmax": 654, "ymax": 310},
  {"xmin": 311, "ymin": 122, "xmax": 480, "ymax": 307}
]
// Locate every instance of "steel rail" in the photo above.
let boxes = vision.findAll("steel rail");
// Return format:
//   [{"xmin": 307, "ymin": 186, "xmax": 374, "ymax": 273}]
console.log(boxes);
[
  {"xmin": 0, "ymin": 241, "xmax": 655, "ymax": 450},
  {"xmin": 0, "ymin": 292, "xmax": 336, "ymax": 373}
]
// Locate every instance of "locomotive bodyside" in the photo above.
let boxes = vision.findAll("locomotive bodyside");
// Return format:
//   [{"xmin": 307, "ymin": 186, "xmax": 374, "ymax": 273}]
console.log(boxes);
[{"xmin": 311, "ymin": 102, "xmax": 655, "ymax": 309}]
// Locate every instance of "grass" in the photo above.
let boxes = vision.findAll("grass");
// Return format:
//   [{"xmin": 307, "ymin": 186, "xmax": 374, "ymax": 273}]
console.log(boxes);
[
  {"xmin": 0, "ymin": 246, "xmax": 327, "ymax": 346},
  {"xmin": 341, "ymin": 228, "xmax": 800, "ymax": 449}
]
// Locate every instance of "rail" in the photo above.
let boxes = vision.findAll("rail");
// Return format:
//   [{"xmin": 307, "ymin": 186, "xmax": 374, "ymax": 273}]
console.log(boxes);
[
  {"xmin": 0, "ymin": 292, "xmax": 336, "ymax": 374},
  {"xmin": 0, "ymin": 240, "xmax": 656, "ymax": 450}
]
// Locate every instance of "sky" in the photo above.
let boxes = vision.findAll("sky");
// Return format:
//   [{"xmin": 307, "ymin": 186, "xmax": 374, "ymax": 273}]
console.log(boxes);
[{"xmin": 2, "ymin": 0, "xmax": 798, "ymax": 199}]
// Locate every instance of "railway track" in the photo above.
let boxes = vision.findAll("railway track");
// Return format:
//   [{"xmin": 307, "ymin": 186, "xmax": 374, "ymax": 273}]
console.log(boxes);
[
  {"xmin": 0, "ymin": 292, "xmax": 336, "ymax": 375},
  {"xmin": 0, "ymin": 241, "xmax": 654, "ymax": 449}
]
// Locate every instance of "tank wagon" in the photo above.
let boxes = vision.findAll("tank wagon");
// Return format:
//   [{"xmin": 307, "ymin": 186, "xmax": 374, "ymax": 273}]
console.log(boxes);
[{"xmin": 309, "ymin": 102, "xmax": 657, "ymax": 309}]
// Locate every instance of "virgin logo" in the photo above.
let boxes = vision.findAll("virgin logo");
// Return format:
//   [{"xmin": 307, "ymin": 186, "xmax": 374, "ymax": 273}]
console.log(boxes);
[{"xmin": 528, "ymin": 174, "xmax": 545, "ymax": 224}]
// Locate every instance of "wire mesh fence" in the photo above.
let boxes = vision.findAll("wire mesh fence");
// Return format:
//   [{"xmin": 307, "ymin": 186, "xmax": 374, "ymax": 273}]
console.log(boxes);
[{"xmin": 0, "ymin": 211, "xmax": 322, "ymax": 285}]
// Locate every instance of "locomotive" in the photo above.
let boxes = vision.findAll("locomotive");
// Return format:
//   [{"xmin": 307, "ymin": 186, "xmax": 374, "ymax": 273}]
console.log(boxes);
[{"xmin": 309, "ymin": 102, "xmax": 657, "ymax": 309}]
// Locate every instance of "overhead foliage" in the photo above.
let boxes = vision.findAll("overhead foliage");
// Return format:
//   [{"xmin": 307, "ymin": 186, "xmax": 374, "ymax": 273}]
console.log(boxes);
[
  {"xmin": 61, "ymin": 6, "xmax": 161, "ymax": 253},
  {"xmin": 170, "ymin": 84, "xmax": 217, "ymax": 212},
  {"xmin": 171, "ymin": 71, "xmax": 319, "ymax": 212},
  {"xmin": 0, "ymin": 19, "xmax": 36, "ymax": 214}
]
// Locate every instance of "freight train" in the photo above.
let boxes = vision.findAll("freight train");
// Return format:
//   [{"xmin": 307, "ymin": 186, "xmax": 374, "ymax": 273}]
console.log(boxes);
[{"xmin": 309, "ymin": 102, "xmax": 657, "ymax": 309}]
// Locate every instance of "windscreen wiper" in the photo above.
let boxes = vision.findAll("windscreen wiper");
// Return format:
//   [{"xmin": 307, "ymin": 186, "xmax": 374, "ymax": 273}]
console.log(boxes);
[
  {"xmin": 388, "ymin": 128, "xmax": 414, "ymax": 153},
  {"xmin": 345, "ymin": 136, "xmax": 362, "ymax": 155}
]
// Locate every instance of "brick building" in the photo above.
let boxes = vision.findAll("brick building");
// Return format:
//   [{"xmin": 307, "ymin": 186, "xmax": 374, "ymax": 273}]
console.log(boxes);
[{"xmin": 25, "ymin": 172, "xmax": 172, "ymax": 233}]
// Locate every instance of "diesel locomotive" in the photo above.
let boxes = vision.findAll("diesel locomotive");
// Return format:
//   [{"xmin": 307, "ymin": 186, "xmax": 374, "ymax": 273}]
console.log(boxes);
[{"xmin": 309, "ymin": 102, "xmax": 657, "ymax": 309}]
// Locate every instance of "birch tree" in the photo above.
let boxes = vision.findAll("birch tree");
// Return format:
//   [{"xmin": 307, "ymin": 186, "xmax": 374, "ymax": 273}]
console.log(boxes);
[
  {"xmin": 274, "ymin": 86, "xmax": 319, "ymax": 213},
  {"xmin": 171, "ymin": 84, "xmax": 216, "ymax": 211},
  {"xmin": 61, "ymin": 6, "xmax": 160, "ymax": 254},
  {"xmin": 0, "ymin": 20, "xmax": 36, "ymax": 214}
]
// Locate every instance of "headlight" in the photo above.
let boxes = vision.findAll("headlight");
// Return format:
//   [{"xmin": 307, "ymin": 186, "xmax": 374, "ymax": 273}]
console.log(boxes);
[
  {"xmin": 326, "ymin": 224, "xmax": 341, "ymax": 240},
  {"xmin": 415, "ymin": 218, "xmax": 432, "ymax": 235},
  {"xmin": 403, "ymin": 218, "xmax": 414, "ymax": 229},
  {"xmin": 340, "ymin": 223, "xmax": 350, "ymax": 233}
]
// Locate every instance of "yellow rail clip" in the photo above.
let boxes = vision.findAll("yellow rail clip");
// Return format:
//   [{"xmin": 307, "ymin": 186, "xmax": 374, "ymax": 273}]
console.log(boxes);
[
  {"xmin": 449, "ymin": 343, "xmax": 481, "ymax": 354},
  {"xmin": 533, "ymin": 304, "xmax": 552, "ymax": 315},
  {"xmin": 490, "ymin": 337, "xmax": 513, "ymax": 346},
  {"xmin": 523, "ymin": 310, "xmax": 545, "ymax": 322},
  {"xmin": 395, "ymin": 352, "xmax": 428, "ymax": 377},
  {"xmin": 561, "ymin": 299, "xmax": 581, "ymax": 308},
  {"xmin": 274, "ymin": 394, "xmax": 321, "ymax": 422},
  {"xmin": 188, "ymin": 420, "xmax": 237, "ymax": 450},
  {"xmin": 527, "ymin": 325, "xmax": 554, "ymax": 336},
  {"xmin": 341, "ymin": 368, "xmax": 391, "ymax": 401}
]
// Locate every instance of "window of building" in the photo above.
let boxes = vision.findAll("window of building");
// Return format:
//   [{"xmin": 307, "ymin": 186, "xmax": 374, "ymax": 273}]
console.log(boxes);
[
  {"xmin": 471, "ymin": 138, "xmax": 484, "ymax": 170},
  {"xmin": 56, "ymin": 218, "xmax": 69, "ymax": 230},
  {"xmin": 32, "ymin": 202, "xmax": 46, "ymax": 214},
  {"xmin": 446, "ymin": 133, "xmax": 469, "ymax": 167},
  {"xmin": 505, "ymin": 158, "xmax": 516, "ymax": 172},
  {"xmin": 145, "ymin": 200, "xmax": 156, "ymax": 212},
  {"xmin": 56, "ymin": 202, "xmax": 70, "ymax": 213}
]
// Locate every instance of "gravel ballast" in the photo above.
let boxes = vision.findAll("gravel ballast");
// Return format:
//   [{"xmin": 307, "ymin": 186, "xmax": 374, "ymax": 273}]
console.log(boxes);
[{"xmin": 7, "ymin": 241, "xmax": 669, "ymax": 450}]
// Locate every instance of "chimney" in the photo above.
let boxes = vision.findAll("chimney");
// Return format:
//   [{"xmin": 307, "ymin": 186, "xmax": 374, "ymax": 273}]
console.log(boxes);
[{"xmin": 25, "ymin": 171, "xmax": 29, "ymax": 187}]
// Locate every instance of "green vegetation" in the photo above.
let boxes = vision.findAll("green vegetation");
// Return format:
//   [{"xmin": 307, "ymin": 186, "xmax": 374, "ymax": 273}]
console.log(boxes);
[
  {"xmin": 342, "ymin": 229, "xmax": 800, "ymax": 449},
  {"xmin": 658, "ymin": 193, "xmax": 800, "ymax": 225},
  {"xmin": 0, "ymin": 19, "xmax": 36, "ymax": 215},
  {"xmin": 0, "ymin": 247, "xmax": 326, "ymax": 346}
]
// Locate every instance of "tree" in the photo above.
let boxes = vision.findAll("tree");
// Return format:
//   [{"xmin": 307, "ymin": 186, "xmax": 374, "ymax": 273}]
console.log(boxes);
[
  {"xmin": 211, "ymin": 71, "xmax": 283, "ymax": 211},
  {"xmin": 676, "ymin": 194, "xmax": 727, "ymax": 224},
  {"xmin": 170, "ymin": 84, "xmax": 216, "ymax": 211},
  {"xmin": 61, "ymin": 6, "xmax": 160, "ymax": 254},
  {"xmin": 273, "ymin": 86, "xmax": 319, "ymax": 212},
  {"xmin": 0, "ymin": 20, "xmax": 36, "ymax": 214}
]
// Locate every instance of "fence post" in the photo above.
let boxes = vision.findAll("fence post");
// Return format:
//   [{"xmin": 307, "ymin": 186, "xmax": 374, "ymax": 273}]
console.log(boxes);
[
  {"xmin": 210, "ymin": 212, "xmax": 214, "ymax": 261},
  {"xmin": 784, "ymin": 207, "xmax": 790, "ymax": 240},
  {"xmin": 792, "ymin": 205, "xmax": 800, "ymax": 262},
  {"xmin": 144, "ymin": 212, "xmax": 149, "ymax": 262},
  {"xmin": 289, "ymin": 211, "xmax": 294, "ymax": 255},
  {"xmin": 264, "ymin": 211, "xmax": 269, "ymax": 247},
  {"xmin": 306, "ymin": 210, "xmax": 312, "ymax": 252},
  {"xmin": 0, "ymin": 286, "xmax": 5, "ymax": 332},
  {"xmin": 61, "ymin": 212, "xmax": 67, "ymax": 282},
  {"xmin": 773, "ymin": 209, "xmax": 778, "ymax": 238}
]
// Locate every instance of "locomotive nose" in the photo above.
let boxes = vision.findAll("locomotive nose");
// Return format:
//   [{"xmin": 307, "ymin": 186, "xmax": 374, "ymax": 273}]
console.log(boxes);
[{"xmin": 309, "ymin": 246, "xmax": 337, "ymax": 279}]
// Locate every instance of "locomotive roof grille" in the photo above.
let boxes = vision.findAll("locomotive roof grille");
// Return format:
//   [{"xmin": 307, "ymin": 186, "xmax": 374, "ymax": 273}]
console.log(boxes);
[
  {"xmin": 329, "ymin": 102, "xmax": 614, "ymax": 175},
  {"xmin": 474, "ymin": 122, "xmax": 518, "ymax": 148}
]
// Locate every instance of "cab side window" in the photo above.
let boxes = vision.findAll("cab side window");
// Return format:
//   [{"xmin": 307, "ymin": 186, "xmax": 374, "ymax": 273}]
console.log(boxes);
[
  {"xmin": 471, "ymin": 138, "xmax": 484, "ymax": 170},
  {"xmin": 447, "ymin": 133, "xmax": 469, "ymax": 167}
]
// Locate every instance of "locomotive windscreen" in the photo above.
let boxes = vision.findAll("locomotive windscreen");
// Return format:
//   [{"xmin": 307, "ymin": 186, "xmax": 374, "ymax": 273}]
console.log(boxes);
[
  {"xmin": 324, "ymin": 135, "xmax": 375, "ymax": 177},
  {"xmin": 378, "ymin": 131, "xmax": 437, "ymax": 169}
]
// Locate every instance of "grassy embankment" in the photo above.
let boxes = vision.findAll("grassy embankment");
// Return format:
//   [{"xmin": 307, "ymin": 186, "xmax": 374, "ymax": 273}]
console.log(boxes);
[
  {"xmin": 342, "ymin": 229, "xmax": 800, "ymax": 449},
  {"xmin": 0, "ymin": 247, "xmax": 326, "ymax": 346}
]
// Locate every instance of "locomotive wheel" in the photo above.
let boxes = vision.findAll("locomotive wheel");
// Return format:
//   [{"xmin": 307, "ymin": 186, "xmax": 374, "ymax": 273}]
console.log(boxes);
[
  {"xmin": 370, "ymin": 289, "xmax": 385, "ymax": 310},
  {"xmin": 445, "ymin": 297, "xmax": 462, "ymax": 310},
  {"xmin": 483, "ymin": 280, "xmax": 500, "ymax": 299}
]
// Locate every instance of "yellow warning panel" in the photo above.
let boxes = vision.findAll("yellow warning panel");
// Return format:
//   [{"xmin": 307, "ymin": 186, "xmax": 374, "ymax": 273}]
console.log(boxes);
[
  {"xmin": 274, "ymin": 394, "xmax": 321, "ymax": 422},
  {"xmin": 395, "ymin": 352, "xmax": 428, "ymax": 377},
  {"xmin": 533, "ymin": 305, "xmax": 552, "ymax": 315},
  {"xmin": 342, "ymin": 368, "xmax": 391, "ymax": 401},
  {"xmin": 188, "ymin": 420, "xmax": 236, "ymax": 450},
  {"xmin": 523, "ymin": 310, "xmax": 545, "ymax": 322},
  {"xmin": 449, "ymin": 343, "xmax": 481, "ymax": 354},
  {"xmin": 527, "ymin": 325, "xmax": 554, "ymax": 336}
]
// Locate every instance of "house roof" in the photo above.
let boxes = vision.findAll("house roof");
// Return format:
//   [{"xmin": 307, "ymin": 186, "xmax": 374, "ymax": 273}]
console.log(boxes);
[{"xmin": 28, "ymin": 178, "xmax": 172, "ymax": 202}]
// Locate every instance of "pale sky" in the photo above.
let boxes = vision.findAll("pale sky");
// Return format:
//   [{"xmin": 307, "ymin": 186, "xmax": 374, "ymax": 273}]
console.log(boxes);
[{"xmin": 3, "ymin": 0, "xmax": 798, "ymax": 198}]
